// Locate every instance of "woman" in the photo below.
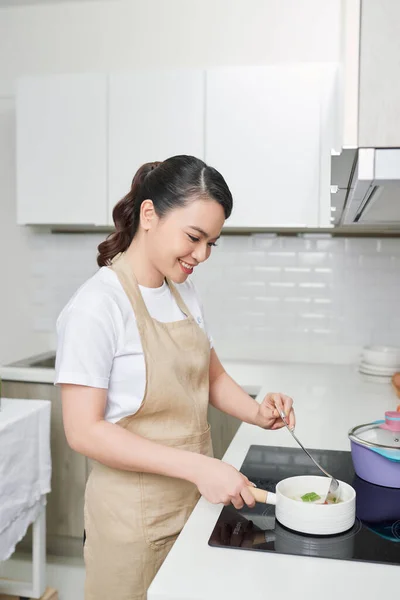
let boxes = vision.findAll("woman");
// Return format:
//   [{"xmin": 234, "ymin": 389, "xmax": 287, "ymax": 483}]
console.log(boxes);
[{"xmin": 55, "ymin": 155, "xmax": 295, "ymax": 600}]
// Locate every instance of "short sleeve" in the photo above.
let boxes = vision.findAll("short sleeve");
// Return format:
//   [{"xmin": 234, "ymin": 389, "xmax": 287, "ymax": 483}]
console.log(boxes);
[{"xmin": 55, "ymin": 306, "xmax": 117, "ymax": 389}]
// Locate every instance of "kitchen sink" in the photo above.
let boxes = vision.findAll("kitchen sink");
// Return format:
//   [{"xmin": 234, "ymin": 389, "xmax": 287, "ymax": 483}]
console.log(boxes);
[
  {"xmin": 6, "ymin": 351, "xmax": 56, "ymax": 369},
  {"xmin": 28, "ymin": 356, "xmax": 56, "ymax": 369}
]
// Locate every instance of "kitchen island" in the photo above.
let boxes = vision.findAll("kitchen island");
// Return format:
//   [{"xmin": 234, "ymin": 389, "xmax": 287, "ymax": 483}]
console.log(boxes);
[{"xmin": 148, "ymin": 363, "xmax": 399, "ymax": 600}]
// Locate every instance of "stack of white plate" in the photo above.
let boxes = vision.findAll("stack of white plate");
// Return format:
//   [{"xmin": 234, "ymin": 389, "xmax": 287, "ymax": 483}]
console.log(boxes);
[{"xmin": 359, "ymin": 345, "xmax": 400, "ymax": 380}]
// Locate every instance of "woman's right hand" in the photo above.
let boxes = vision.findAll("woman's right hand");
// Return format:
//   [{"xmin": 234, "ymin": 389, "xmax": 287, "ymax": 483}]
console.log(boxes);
[{"xmin": 192, "ymin": 456, "xmax": 256, "ymax": 510}]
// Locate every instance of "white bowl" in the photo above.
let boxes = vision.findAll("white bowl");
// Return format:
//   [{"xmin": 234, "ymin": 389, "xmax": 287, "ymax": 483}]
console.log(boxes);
[
  {"xmin": 358, "ymin": 371, "xmax": 392, "ymax": 384},
  {"xmin": 359, "ymin": 361, "xmax": 397, "ymax": 376},
  {"xmin": 275, "ymin": 475, "xmax": 356, "ymax": 535},
  {"xmin": 361, "ymin": 345, "xmax": 400, "ymax": 369}
]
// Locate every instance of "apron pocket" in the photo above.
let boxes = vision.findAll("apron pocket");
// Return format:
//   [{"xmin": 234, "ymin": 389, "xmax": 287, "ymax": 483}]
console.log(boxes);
[
  {"xmin": 140, "ymin": 473, "xmax": 199, "ymax": 548},
  {"xmin": 140, "ymin": 425, "xmax": 212, "ymax": 548}
]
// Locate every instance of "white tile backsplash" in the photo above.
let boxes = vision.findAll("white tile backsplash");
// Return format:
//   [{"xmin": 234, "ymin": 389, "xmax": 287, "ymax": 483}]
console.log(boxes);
[{"xmin": 30, "ymin": 232, "xmax": 400, "ymax": 364}]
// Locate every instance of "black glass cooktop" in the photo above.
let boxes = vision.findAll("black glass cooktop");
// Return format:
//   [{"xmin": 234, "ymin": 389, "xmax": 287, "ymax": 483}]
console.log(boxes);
[{"xmin": 208, "ymin": 446, "xmax": 400, "ymax": 566}]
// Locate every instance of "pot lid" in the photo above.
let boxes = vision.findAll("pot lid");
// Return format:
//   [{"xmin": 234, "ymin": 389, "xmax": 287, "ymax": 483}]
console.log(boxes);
[{"xmin": 349, "ymin": 421, "xmax": 400, "ymax": 460}]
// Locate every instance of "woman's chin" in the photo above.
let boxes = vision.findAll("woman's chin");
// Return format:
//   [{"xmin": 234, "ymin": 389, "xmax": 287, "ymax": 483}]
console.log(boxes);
[{"xmin": 166, "ymin": 265, "xmax": 190, "ymax": 284}]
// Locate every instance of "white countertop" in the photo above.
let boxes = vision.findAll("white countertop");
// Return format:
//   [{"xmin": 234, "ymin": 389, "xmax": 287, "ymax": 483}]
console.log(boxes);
[
  {"xmin": 0, "ymin": 358, "xmax": 272, "ymax": 394},
  {"xmin": 148, "ymin": 363, "xmax": 400, "ymax": 600},
  {"xmin": 0, "ymin": 366, "xmax": 56, "ymax": 384},
  {"xmin": 0, "ymin": 350, "xmax": 54, "ymax": 384}
]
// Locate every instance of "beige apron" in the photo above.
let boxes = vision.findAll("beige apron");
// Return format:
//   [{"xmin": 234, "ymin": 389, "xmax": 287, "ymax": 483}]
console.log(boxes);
[{"xmin": 83, "ymin": 253, "xmax": 213, "ymax": 600}]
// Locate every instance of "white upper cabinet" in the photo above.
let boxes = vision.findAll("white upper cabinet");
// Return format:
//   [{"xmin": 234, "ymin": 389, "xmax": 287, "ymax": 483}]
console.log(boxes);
[
  {"xmin": 358, "ymin": 0, "xmax": 400, "ymax": 147},
  {"xmin": 341, "ymin": 0, "xmax": 400, "ymax": 148},
  {"xmin": 16, "ymin": 66, "xmax": 336, "ymax": 229},
  {"xmin": 108, "ymin": 70, "xmax": 205, "ymax": 224},
  {"xmin": 206, "ymin": 66, "xmax": 330, "ymax": 228},
  {"xmin": 16, "ymin": 74, "xmax": 107, "ymax": 225}
]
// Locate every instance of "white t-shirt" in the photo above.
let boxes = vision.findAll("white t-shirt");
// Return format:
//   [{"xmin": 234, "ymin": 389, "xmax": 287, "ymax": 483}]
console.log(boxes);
[{"xmin": 55, "ymin": 267, "xmax": 212, "ymax": 423}]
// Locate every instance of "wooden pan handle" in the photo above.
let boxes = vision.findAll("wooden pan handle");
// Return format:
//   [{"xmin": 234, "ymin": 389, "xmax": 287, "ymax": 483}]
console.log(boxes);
[{"xmin": 247, "ymin": 486, "xmax": 268, "ymax": 503}]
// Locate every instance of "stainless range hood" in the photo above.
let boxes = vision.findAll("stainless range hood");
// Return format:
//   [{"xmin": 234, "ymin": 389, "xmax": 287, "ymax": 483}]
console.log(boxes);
[{"xmin": 338, "ymin": 148, "xmax": 400, "ymax": 226}]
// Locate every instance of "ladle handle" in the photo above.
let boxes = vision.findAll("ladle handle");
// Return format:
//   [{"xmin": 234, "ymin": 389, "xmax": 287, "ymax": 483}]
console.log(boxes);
[{"xmin": 279, "ymin": 410, "xmax": 334, "ymax": 480}]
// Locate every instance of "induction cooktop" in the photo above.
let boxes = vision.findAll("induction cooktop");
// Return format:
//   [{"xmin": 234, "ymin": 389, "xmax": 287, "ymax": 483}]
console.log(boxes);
[{"xmin": 208, "ymin": 445, "xmax": 400, "ymax": 566}]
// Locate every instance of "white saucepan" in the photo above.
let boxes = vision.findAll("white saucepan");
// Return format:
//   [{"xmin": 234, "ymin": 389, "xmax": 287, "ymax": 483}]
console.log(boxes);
[{"xmin": 248, "ymin": 475, "xmax": 356, "ymax": 535}]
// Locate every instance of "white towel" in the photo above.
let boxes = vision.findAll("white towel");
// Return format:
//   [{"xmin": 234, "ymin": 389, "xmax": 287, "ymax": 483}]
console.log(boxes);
[{"xmin": 0, "ymin": 398, "xmax": 51, "ymax": 561}]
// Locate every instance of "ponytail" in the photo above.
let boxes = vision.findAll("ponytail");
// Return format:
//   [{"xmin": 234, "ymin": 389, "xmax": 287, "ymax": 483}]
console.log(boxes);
[
  {"xmin": 97, "ymin": 162, "xmax": 161, "ymax": 267},
  {"xmin": 97, "ymin": 155, "xmax": 232, "ymax": 268}
]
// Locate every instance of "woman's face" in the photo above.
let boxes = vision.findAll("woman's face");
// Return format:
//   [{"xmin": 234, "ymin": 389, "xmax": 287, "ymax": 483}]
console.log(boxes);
[{"xmin": 144, "ymin": 197, "xmax": 225, "ymax": 284}]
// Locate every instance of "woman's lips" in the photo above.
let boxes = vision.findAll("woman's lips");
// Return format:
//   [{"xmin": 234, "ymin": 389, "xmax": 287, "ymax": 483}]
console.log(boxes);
[{"xmin": 178, "ymin": 259, "xmax": 195, "ymax": 274}]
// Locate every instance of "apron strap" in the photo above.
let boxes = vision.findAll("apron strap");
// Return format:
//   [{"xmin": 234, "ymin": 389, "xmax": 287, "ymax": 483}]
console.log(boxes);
[
  {"xmin": 165, "ymin": 278, "xmax": 193, "ymax": 319},
  {"xmin": 110, "ymin": 253, "xmax": 194, "ymax": 323},
  {"xmin": 109, "ymin": 254, "xmax": 150, "ymax": 325}
]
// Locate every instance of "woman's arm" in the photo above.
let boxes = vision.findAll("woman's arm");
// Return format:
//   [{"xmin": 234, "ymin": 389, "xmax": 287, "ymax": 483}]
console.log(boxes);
[
  {"xmin": 62, "ymin": 383, "xmax": 207, "ymax": 480},
  {"xmin": 208, "ymin": 349, "xmax": 295, "ymax": 430},
  {"xmin": 61, "ymin": 383, "xmax": 256, "ymax": 510}
]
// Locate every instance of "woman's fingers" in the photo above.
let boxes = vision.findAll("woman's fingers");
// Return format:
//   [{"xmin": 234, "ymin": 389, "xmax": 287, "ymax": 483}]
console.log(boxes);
[
  {"xmin": 241, "ymin": 485, "xmax": 256, "ymax": 508},
  {"xmin": 282, "ymin": 394, "xmax": 296, "ymax": 429},
  {"xmin": 270, "ymin": 393, "xmax": 295, "ymax": 429},
  {"xmin": 288, "ymin": 407, "xmax": 296, "ymax": 429},
  {"xmin": 231, "ymin": 495, "xmax": 244, "ymax": 510},
  {"xmin": 230, "ymin": 477, "xmax": 257, "ymax": 510},
  {"xmin": 271, "ymin": 420, "xmax": 285, "ymax": 430},
  {"xmin": 271, "ymin": 392, "xmax": 285, "ymax": 417}
]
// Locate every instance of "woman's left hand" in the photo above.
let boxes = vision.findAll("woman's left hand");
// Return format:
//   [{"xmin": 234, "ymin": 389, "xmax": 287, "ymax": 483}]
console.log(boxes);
[{"xmin": 254, "ymin": 393, "xmax": 295, "ymax": 431}]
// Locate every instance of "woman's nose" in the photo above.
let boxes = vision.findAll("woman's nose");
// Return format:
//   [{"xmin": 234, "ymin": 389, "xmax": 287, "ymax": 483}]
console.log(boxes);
[{"xmin": 192, "ymin": 244, "xmax": 209, "ymax": 263}]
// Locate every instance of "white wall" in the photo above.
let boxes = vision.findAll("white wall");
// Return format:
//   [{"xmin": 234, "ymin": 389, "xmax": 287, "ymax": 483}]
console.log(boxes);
[
  {"xmin": 0, "ymin": 0, "xmax": 341, "ymax": 96},
  {"xmin": 28, "ymin": 231, "xmax": 400, "ymax": 365},
  {"xmin": 0, "ymin": 0, "xmax": 342, "ymax": 364},
  {"xmin": 0, "ymin": 98, "xmax": 48, "ymax": 364}
]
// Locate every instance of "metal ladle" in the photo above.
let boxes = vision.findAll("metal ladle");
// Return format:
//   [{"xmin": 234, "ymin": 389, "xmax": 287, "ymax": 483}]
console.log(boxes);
[{"xmin": 279, "ymin": 410, "xmax": 340, "ymax": 503}]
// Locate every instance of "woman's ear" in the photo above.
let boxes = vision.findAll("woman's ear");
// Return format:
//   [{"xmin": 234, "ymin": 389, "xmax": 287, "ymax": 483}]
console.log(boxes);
[{"xmin": 140, "ymin": 199, "xmax": 156, "ymax": 231}]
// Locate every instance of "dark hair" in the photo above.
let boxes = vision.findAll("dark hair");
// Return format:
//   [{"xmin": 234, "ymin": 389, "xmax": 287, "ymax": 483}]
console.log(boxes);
[{"xmin": 97, "ymin": 155, "xmax": 233, "ymax": 267}]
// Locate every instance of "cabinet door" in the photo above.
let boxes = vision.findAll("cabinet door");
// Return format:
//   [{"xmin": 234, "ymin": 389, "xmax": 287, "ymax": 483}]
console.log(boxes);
[
  {"xmin": 16, "ymin": 74, "xmax": 108, "ymax": 225},
  {"xmin": 358, "ymin": 0, "xmax": 400, "ymax": 147},
  {"xmin": 206, "ymin": 66, "xmax": 322, "ymax": 228},
  {"xmin": 108, "ymin": 70, "xmax": 205, "ymax": 224},
  {"xmin": 207, "ymin": 405, "xmax": 241, "ymax": 460}
]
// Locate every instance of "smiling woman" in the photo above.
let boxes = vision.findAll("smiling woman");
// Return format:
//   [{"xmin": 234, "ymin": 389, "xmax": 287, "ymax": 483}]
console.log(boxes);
[
  {"xmin": 97, "ymin": 155, "xmax": 229, "ymax": 284},
  {"xmin": 55, "ymin": 154, "xmax": 295, "ymax": 600}
]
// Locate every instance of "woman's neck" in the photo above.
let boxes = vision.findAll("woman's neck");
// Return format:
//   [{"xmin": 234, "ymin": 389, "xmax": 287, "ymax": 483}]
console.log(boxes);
[{"xmin": 124, "ymin": 237, "xmax": 165, "ymax": 288}]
